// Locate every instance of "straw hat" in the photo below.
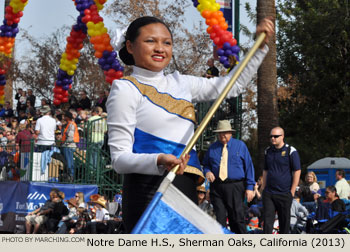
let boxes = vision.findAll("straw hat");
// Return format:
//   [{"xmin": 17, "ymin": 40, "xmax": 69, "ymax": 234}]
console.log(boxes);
[
  {"xmin": 196, "ymin": 185, "xmax": 206, "ymax": 193},
  {"xmin": 65, "ymin": 198, "xmax": 79, "ymax": 208},
  {"xmin": 88, "ymin": 194, "xmax": 107, "ymax": 208},
  {"xmin": 213, "ymin": 120, "xmax": 235, "ymax": 133}
]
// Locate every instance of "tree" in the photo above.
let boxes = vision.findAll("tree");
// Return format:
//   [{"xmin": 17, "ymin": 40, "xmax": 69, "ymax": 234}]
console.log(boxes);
[
  {"xmin": 276, "ymin": 0, "xmax": 350, "ymax": 169},
  {"xmin": 12, "ymin": 27, "xmax": 106, "ymax": 104},
  {"xmin": 104, "ymin": 0, "xmax": 212, "ymax": 76},
  {"xmin": 256, "ymin": 0, "xmax": 278, "ymax": 177},
  {"xmin": 10, "ymin": 0, "xmax": 213, "ymax": 107}
]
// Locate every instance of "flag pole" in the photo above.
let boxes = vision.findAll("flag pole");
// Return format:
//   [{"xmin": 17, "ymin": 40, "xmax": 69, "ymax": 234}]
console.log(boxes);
[{"xmin": 168, "ymin": 32, "xmax": 266, "ymax": 178}]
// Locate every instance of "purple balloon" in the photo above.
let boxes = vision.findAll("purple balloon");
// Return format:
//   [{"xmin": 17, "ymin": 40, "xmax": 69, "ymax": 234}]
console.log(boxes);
[
  {"xmin": 102, "ymin": 50, "xmax": 110, "ymax": 58},
  {"xmin": 219, "ymin": 56, "xmax": 228, "ymax": 64},
  {"xmin": 224, "ymin": 62, "xmax": 231, "ymax": 69},
  {"xmin": 98, "ymin": 58, "xmax": 106, "ymax": 66},
  {"xmin": 224, "ymin": 49, "xmax": 233, "ymax": 57},
  {"xmin": 102, "ymin": 64, "xmax": 111, "ymax": 71},
  {"xmin": 217, "ymin": 49, "xmax": 225, "ymax": 56},
  {"xmin": 62, "ymin": 85, "xmax": 70, "ymax": 91},
  {"xmin": 0, "ymin": 80, "xmax": 6, "ymax": 86},
  {"xmin": 231, "ymin": 45, "xmax": 240, "ymax": 54},
  {"xmin": 223, "ymin": 42, "xmax": 231, "ymax": 50},
  {"xmin": 110, "ymin": 51, "xmax": 117, "ymax": 58}
]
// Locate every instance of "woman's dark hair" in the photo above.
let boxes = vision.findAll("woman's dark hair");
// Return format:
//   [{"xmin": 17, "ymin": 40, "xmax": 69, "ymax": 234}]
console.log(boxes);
[
  {"xmin": 119, "ymin": 16, "xmax": 173, "ymax": 65},
  {"xmin": 326, "ymin": 185, "xmax": 339, "ymax": 198}
]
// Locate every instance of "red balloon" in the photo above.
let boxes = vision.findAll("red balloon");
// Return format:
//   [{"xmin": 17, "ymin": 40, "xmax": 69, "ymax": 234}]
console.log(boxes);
[
  {"xmin": 115, "ymin": 71, "xmax": 123, "ymax": 79},
  {"xmin": 210, "ymin": 33, "xmax": 216, "ymax": 40},
  {"xmin": 53, "ymin": 99, "xmax": 61, "ymax": 106},
  {"xmin": 62, "ymin": 97, "xmax": 69, "ymax": 103},
  {"xmin": 212, "ymin": 24, "xmax": 221, "ymax": 32}
]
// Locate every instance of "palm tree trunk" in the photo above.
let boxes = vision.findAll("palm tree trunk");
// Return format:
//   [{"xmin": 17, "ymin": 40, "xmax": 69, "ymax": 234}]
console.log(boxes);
[{"xmin": 256, "ymin": 0, "xmax": 278, "ymax": 177}]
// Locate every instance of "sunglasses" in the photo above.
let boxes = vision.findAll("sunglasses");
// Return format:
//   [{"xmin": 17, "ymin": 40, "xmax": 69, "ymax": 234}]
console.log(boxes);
[{"xmin": 270, "ymin": 135, "xmax": 282, "ymax": 139}]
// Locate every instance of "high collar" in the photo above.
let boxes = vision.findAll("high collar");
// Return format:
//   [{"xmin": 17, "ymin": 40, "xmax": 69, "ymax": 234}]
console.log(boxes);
[{"xmin": 131, "ymin": 66, "xmax": 165, "ymax": 83}]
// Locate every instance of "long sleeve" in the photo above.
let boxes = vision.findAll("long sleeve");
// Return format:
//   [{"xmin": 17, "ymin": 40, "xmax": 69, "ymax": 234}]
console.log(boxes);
[
  {"xmin": 188, "ymin": 45, "xmax": 268, "ymax": 102},
  {"xmin": 106, "ymin": 81, "xmax": 163, "ymax": 175}
]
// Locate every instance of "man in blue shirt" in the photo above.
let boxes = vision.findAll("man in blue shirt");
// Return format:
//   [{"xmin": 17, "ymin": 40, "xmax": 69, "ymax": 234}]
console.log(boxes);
[
  {"xmin": 203, "ymin": 120, "xmax": 255, "ymax": 233},
  {"xmin": 262, "ymin": 126, "xmax": 301, "ymax": 234}
]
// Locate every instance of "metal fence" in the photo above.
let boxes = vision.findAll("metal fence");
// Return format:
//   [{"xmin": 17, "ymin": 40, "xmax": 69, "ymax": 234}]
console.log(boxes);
[{"xmin": 0, "ymin": 117, "xmax": 123, "ymax": 200}]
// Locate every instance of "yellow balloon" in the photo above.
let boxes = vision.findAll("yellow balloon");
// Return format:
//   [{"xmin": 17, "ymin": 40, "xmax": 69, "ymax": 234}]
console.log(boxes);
[
  {"xmin": 87, "ymin": 22, "xmax": 95, "ymax": 29},
  {"xmin": 67, "ymin": 70, "xmax": 75, "ymax": 76}
]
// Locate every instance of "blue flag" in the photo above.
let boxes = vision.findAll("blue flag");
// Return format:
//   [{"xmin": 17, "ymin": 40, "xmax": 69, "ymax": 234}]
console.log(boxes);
[{"xmin": 132, "ymin": 177, "xmax": 231, "ymax": 234}]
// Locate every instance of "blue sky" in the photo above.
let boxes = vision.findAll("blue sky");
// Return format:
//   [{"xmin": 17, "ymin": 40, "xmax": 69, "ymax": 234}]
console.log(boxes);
[{"xmin": 0, "ymin": 0, "xmax": 256, "ymax": 48}]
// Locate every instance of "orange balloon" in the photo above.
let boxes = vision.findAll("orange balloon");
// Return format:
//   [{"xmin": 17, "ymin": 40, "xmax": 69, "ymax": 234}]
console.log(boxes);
[
  {"xmin": 219, "ymin": 22, "xmax": 228, "ymax": 30},
  {"xmin": 201, "ymin": 10, "xmax": 211, "ymax": 19},
  {"xmin": 94, "ymin": 51, "xmax": 103, "ymax": 58},
  {"xmin": 207, "ymin": 26, "xmax": 214, "ymax": 34},
  {"xmin": 218, "ymin": 17, "xmax": 226, "ymax": 23}
]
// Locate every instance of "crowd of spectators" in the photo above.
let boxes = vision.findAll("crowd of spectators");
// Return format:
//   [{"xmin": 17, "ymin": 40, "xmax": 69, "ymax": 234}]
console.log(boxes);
[
  {"xmin": 24, "ymin": 189, "xmax": 123, "ymax": 234},
  {"xmin": 0, "ymin": 88, "xmax": 109, "ymax": 182}
]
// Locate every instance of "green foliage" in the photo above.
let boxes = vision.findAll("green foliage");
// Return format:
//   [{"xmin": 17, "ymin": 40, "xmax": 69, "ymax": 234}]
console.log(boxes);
[{"xmin": 276, "ymin": 0, "xmax": 350, "ymax": 168}]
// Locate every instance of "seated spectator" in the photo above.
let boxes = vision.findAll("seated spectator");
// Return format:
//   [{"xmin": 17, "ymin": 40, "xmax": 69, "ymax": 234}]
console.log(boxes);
[
  {"xmin": 25, "ymin": 188, "xmax": 60, "ymax": 234},
  {"xmin": 45, "ymin": 191, "xmax": 69, "ymax": 233},
  {"xmin": 197, "ymin": 183, "xmax": 215, "ymax": 218},
  {"xmin": 325, "ymin": 185, "xmax": 346, "ymax": 213},
  {"xmin": 290, "ymin": 191, "xmax": 308, "ymax": 232},
  {"xmin": 56, "ymin": 198, "xmax": 79, "ymax": 234},
  {"xmin": 305, "ymin": 171, "xmax": 320, "ymax": 194},
  {"xmin": 75, "ymin": 191, "xmax": 87, "ymax": 208},
  {"xmin": 68, "ymin": 207, "xmax": 91, "ymax": 234},
  {"xmin": 86, "ymin": 195, "xmax": 110, "ymax": 233}
]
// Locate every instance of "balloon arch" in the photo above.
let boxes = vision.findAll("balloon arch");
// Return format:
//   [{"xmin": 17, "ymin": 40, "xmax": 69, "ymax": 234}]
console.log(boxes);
[{"xmin": 0, "ymin": 0, "xmax": 240, "ymax": 105}]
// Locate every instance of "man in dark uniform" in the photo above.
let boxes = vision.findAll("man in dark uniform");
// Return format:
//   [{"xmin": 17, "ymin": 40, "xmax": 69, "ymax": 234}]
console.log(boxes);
[
  {"xmin": 203, "ymin": 120, "xmax": 255, "ymax": 233},
  {"xmin": 262, "ymin": 126, "xmax": 301, "ymax": 234}
]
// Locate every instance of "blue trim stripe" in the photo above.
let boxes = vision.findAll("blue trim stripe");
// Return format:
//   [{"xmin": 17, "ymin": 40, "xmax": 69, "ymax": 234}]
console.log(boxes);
[{"xmin": 133, "ymin": 128, "xmax": 202, "ymax": 170}]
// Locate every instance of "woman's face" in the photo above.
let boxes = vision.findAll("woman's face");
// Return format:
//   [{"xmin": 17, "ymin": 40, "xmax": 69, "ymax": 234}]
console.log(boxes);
[
  {"xmin": 126, "ymin": 23, "xmax": 173, "ymax": 72},
  {"xmin": 325, "ymin": 189, "xmax": 336, "ymax": 201},
  {"xmin": 306, "ymin": 173, "xmax": 314, "ymax": 183}
]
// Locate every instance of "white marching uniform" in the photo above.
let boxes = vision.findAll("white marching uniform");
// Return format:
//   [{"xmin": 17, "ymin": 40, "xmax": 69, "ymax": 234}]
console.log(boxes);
[{"xmin": 106, "ymin": 45, "xmax": 269, "ymax": 181}]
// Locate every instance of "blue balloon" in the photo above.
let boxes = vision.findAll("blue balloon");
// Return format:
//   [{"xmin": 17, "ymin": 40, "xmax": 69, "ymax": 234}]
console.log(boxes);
[
  {"xmin": 224, "ymin": 62, "xmax": 231, "ymax": 69},
  {"xmin": 62, "ymin": 85, "xmax": 70, "ymax": 91}
]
